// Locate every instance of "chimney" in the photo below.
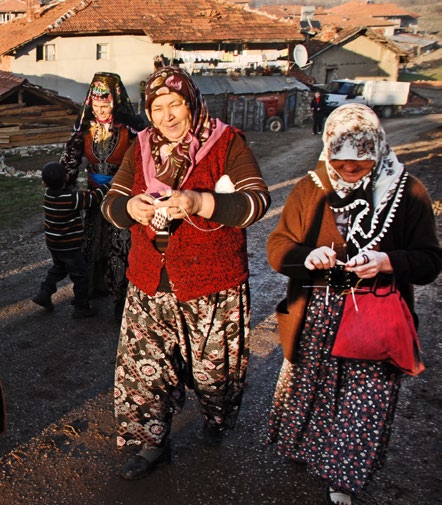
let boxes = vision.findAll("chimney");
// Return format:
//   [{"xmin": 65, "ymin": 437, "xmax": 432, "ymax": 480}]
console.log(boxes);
[{"xmin": 26, "ymin": 0, "xmax": 40, "ymax": 22}]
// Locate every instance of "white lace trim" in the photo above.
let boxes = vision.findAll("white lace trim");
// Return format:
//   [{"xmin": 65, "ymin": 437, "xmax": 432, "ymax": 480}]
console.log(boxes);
[
  {"xmin": 308, "ymin": 170, "xmax": 408, "ymax": 252},
  {"xmin": 308, "ymin": 170, "xmax": 324, "ymax": 189}
]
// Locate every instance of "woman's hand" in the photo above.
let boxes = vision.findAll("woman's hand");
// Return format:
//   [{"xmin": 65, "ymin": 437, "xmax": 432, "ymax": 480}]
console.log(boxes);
[
  {"xmin": 304, "ymin": 246, "xmax": 340, "ymax": 270},
  {"xmin": 345, "ymin": 251, "xmax": 393, "ymax": 278},
  {"xmin": 126, "ymin": 194, "xmax": 156, "ymax": 225},
  {"xmin": 155, "ymin": 190, "xmax": 215, "ymax": 220}
]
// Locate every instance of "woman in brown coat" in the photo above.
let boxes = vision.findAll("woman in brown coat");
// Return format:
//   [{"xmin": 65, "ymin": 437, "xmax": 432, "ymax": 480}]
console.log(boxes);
[{"xmin": 266, "ymin": 104, "xmax": 441, "ymax": 504}]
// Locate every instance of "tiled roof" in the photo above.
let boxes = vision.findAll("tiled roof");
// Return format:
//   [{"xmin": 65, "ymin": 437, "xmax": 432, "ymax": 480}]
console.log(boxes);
[
  {"xmin": 257, "ymin": 5, "xmax": 303, "ymax": 19},
  {"xmin": 0, "ymin": 0, "xmax": 303, "ymax": 56},
  {"xmin": 304, "ymin": 27, "xmax": 363, "ymax": 58},
  {"xmin": 305, "ymin": 26, "xmax": 408, "ymax": 58},
  {"xmin": 0, "ymin": 0, "xmax": 86, "ymax": 55},
  {"xmin": 256, "ymin": 4, "xmax": 395, "ymax": 29},
  {"xmin": 0, "ymin": 0, "xmax": 26, "ymax": 13},
  {"xmin": 0, "ymin": 68, "xmax": 25, "ymax": 95},
  {"xmin": 324, "ymin": 1, "xmax": 420, "ymax": 20},
  {"xmin": 314, "ymin": 12, "xmax": 395, "ymax": 28}
]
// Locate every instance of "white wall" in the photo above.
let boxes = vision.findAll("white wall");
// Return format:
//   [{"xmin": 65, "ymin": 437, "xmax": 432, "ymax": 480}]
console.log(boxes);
[{"xmin": 11, "ymin": 34, "xmax": 174, "ymax": 103}]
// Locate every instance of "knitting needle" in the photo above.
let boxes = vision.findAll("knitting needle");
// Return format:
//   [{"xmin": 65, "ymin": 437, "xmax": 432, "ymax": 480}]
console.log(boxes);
[
  {"xmin": 346, "ymin": 253, "xmax": 359, "ymax": 312},
  {"xmin": 325, "ymin": 242, "xmax": 334, "ymax": 307}
]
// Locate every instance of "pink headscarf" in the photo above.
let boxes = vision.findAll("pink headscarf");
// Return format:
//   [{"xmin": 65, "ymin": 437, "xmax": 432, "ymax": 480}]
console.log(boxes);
[{"xmin": 138, "ymin": 66, "xmax": 227, "ymax": 192}]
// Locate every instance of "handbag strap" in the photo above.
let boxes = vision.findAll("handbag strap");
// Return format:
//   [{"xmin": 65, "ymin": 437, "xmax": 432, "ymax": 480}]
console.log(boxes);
[{"xmin": 371, "ymin": 274, "xmax": 398, "ymax": 295}]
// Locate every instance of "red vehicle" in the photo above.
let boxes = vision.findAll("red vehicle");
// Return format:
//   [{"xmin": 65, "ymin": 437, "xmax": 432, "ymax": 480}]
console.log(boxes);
[{"xmin": 258, "ymin": 95, "xmax": 284, "ymax": 131}]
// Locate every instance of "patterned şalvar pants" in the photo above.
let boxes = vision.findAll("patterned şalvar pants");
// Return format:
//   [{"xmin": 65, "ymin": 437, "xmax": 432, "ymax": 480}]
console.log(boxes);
[{"xmin": 114, "ymin": 281, "xmax": 250, "ymax": 451}]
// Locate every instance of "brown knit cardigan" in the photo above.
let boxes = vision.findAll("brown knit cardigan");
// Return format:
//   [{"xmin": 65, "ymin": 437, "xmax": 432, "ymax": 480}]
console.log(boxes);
[{"xmin": 267, "ymin": 162, "xmax": 441, "ymax": 363}]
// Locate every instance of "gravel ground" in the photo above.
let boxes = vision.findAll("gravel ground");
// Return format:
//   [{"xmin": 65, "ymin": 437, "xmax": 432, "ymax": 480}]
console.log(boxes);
[{"xmin": 0, "ymin": 112, "xmax": 441, "ymax": 505}]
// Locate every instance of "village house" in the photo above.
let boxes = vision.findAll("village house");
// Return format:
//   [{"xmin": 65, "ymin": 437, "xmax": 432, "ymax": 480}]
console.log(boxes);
[
  {"xmin": 0, "ymin": 0, "xmax": 423, "ymax": 140},
  {"xmin": 257, "ymin": 4, "xmax": 396, "ymax": 36},
  {"xmin": 255, "ymin": 3, "xmax": 413, "ymax": 83},
  {"xmin": 303, "ymin": 26, "xmax": 409, "ymax": 83},
  {"xmin": 256, "ymin": 2, "xmax": 433, "ymax": 61},
  {"xmin": 322, "ymin": 1, "xmax": 421, "ymax": 34},
  {"xmin": 0, "ymin": 0, "xmax": 26, "ymax": 24},
  {"xmin": 0, "ymin": 0, "xmax": 304, "ymax": 104},
  {"xmin": 256, "ymin": 1, "xmax": 421, "ymax": 38},
  {"xmin": 317, "ymin": 1, "xmax": 437, "ymax": 58}
]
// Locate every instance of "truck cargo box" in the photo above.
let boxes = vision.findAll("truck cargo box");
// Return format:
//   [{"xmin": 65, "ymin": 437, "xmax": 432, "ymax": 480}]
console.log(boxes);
[
  {"xmin": 324, "ymin": 80, "xmax": 411, "ymax": 117},
  {"xmin": 363, "ymin": 81, "xmax": 410, "ymax": 106}
]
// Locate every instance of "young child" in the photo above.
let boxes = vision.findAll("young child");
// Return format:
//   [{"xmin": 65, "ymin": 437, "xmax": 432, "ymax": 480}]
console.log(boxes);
[{"xmin": 33, "ymin": 162, "xmax": 110, "ymax": 318}]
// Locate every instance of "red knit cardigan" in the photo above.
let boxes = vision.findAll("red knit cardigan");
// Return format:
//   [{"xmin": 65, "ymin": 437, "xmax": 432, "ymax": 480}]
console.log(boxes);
[{"xmin": 126, "ymin": 127, "xmax": 249, "ymax": 301}]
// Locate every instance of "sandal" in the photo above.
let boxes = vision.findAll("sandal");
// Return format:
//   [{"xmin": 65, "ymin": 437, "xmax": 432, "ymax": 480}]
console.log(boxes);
[
  {"xmin": 121, "ymin": 441, "xmax": 171, "ymax": 480},
  {"xmin": 325, "ymin": 487, "xmax": 352, "ymax": 505}
]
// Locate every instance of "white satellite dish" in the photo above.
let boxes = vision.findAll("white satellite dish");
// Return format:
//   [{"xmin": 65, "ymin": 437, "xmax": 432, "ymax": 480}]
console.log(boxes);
[{"xmin": 293, "ymin": 45, "xmax": 308, "ymax": 68}]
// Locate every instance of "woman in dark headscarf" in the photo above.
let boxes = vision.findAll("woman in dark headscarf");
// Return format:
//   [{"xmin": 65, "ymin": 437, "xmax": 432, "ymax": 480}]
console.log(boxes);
[
  {"xmin": 101, "ymin": 66, "xmax": 270, "ymax": 480},
  {"xmin": 266, "ymin": 104, "xmax": 441, "ymax": 504},
  {"xmin": 60, "ymin": 73, "xmax": 145, "ymax": 320}
]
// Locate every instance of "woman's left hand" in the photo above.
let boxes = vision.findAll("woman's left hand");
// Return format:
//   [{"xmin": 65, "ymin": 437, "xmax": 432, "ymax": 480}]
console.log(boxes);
[{"xmin": 345, "ymin": 251, "xmax": 393, "ymax": 278}]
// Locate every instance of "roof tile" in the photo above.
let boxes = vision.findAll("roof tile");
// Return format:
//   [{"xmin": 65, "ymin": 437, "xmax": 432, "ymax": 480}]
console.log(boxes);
[
  {"xmin": 0, "ymin": 0, "xmax": 303, "ymax": 56},
  {"xmin": 0, "ymin": 68, "xmax": 24, "ymax": 94},
  {"xmin": 324, "ymin": 1, "xmax": 420, "ymax": 20}
]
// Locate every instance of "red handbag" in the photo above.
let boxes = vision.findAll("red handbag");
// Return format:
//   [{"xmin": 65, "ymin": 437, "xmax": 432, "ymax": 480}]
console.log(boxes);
[{"xmin": 331, "ymin": 280, "xmax": 425, "ymax": 376}]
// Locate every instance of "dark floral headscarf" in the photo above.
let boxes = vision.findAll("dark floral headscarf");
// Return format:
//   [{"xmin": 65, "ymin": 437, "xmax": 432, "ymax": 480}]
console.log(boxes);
[
  {"xmin": 144, "ymin": 66, "xmax": 213, "ymax": 188},
  {"xmin": 74, "ymin": 72, "xmax": 142, "ymax": 132}
]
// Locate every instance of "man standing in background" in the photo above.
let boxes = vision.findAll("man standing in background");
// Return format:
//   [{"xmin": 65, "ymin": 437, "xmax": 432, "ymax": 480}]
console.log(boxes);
[{"xmin": 310, "ymin": 91, "xmax": 326, "ymax": 135}]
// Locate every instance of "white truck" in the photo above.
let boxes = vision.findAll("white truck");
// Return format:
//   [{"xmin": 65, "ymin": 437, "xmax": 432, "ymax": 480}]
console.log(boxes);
[{"xmin": 324, "ymin": 79, "xmax": 410, "ymax": 118}]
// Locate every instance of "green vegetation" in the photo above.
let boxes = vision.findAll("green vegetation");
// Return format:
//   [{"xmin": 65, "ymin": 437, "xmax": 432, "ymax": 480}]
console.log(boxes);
[
  {"xmin": 0, "ymin": 174, "xmax": 45, "ymax": 231},
  {"xmin": 400, "ymin": 61, "xmax": 442, "ymax": 82}
]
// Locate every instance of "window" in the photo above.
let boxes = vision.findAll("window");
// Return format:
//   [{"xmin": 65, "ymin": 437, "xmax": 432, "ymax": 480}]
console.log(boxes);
[
  {"xmin": 45, "ymin": 44, "xmax": 55, "ymax": 61},
  {"xmin": 36, "ymin": 44, "xmax": 56, "ymax": 61},
  {"xmin": 96, "ymin": 43, "xmax": 109, "ymax": 60}
]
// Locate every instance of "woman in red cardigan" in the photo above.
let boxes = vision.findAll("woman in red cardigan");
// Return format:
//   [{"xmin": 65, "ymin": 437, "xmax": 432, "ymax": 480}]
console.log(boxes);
[
  {"xmin": 267, "ymin": 104, "xmax": 441, "ymax": 505},
  {"xmin": 101, "ymin": 66, "xmax": 270, "ymax": 480}
]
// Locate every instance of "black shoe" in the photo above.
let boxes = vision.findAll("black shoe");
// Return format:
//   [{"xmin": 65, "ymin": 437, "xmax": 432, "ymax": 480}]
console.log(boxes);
[
  {"xmin": 202, "ymin": 424, "xmax": 225, "ymax": 446},
  {"xmin": 72, "ymin": 304, "xmax": 97, "ymax": 319},
  {"xmin": 32, "ymin": 291, "xmax": 54, "ymax": 311},
  {"xmin": 121, "ymin": 442, "xmax": 171, "ymax": 480}
]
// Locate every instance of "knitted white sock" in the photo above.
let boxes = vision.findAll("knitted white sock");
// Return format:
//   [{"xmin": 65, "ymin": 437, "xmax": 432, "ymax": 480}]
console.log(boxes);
[{"xmin": 329, "ymin": 487, "xmax": 352, "ymax": 505}]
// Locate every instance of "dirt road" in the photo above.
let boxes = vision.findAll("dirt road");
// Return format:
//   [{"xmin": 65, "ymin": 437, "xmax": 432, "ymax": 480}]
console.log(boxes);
[{"xmin": 0, "ymin": 114, "xmax": 440, "ymax": 505}]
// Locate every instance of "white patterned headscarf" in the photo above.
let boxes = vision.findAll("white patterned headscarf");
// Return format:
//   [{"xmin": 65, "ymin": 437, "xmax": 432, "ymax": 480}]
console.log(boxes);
[{"xmin": 319, "ymin": 104, "xmax": 407, "ymax": 252}]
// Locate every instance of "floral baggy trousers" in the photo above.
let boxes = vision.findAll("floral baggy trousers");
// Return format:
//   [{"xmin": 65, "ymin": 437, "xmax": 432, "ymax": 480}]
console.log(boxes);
[{"xmin": 114, "ymin": 281, "xmax": 250, "ymax": 451}]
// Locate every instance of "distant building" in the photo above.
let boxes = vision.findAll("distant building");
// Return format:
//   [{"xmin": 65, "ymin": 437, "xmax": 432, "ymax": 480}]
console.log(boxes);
[
  {"xmin": 0, "ymin": 0, "xmax": 303, "ymax": 103},
  {"xmin": 322, "ymin": 1, "xmax": 420, "ymax": 34},
  {"xmin": 304, "ymin": 27, "xmax": 409, "ymax": 84},
  {"xmin": 0, "ymin": 0, "xmax": 26, "ymax": 23}
]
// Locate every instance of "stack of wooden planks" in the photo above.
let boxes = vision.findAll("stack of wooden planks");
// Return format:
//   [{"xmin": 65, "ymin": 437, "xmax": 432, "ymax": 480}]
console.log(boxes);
[{"xmin": 0, "ymin": 103, "xmax": 78, "ymax": 147}]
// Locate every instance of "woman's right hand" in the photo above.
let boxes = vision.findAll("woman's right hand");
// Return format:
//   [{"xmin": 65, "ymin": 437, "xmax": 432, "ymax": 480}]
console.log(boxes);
[
  {"xmin": 304, "ymin": 246, "xmax": 339, "ymax": 270},
  {"xmin": 126, "ymin": 194, "xmax": 156, "ymax": 225}
]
